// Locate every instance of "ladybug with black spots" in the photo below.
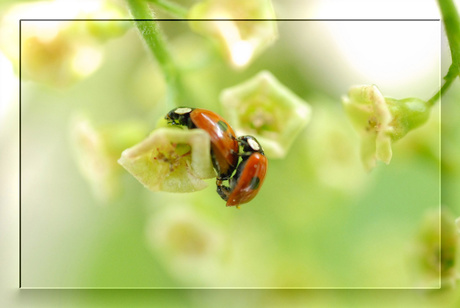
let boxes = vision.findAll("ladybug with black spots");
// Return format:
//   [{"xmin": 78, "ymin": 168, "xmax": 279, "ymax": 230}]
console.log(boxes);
[
  {"xmin": 216, "ymin": 135, "xmax": 268, "ymax": 208},
  {"xmin": 165, "ymin": 107, "xmax": 239, "ymax": 181}
]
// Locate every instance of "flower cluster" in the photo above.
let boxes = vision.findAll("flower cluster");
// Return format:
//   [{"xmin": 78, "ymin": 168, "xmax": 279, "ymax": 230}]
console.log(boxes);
[{"xmin": 119, "ymin": 70, "xmax": 312, "ymax": 195}]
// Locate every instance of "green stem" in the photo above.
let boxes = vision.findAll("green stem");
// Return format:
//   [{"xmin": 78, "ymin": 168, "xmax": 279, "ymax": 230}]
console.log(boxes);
[
  {"xmin": 126, "ymin": 0, "xmax": 183, "ymax": 109},
  {"xmin": 426, "ymin": 66, "xmax": 457, "ymax": 106},
  {"xmin": 147, "ymin": 0, "xmax": 188, "ymax": 19},
  {"xmin": 427, "ymin": 0, "xmax": 460, "ymax": 106},
  {"xmin": 438, "ymin": 0, "xmax": 460, "ymax": 79}
]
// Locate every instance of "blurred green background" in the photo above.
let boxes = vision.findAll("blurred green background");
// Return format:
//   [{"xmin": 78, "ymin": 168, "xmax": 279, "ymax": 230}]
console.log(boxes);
[{"xmin": 1, "ymin": 0, "xmax": 459, "ymax": 307}]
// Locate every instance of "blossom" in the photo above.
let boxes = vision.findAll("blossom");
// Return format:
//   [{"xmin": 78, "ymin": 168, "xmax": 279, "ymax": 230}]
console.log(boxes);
[
  {"xmin": 220, "ymin": 70, "xmax": 311, "ymax": 158},
  {"xmin": 304, "ymin": 106, "xmax": 366, "ymax": 194},
  {"xmin": 71, "ymin": 116, "xmax": 146, "ymax": 202},
  {"xmin": 145, "ymin": 204, "xmax": 229, "ymax": 285},
  {"xmin": 413, "ymin": 209, "xmax": 458, "ymax": 288},
  {"xmin": 118, "ymin": 127, "xmax": 215, "ymax": 192},
  {"xmin": 188, "ymin": 0, "xmax": 277, "ymax": 68},
  {"xmin": 343, "ymin": 85, "xmax": 430, "ymax": 171},
  {"xmin": 0, "ymin": 0, "xmax": 127, "ymax": 86}
]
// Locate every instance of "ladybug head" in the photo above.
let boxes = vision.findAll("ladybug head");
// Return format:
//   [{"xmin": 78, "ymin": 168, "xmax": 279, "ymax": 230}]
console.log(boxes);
[
  {"xmin": 238, "ymin": 135, "xmax": 264, "ymax": 155},
  {"xmin": 165, "ymin": 107, "xmax": 194, "ymax": 126}
]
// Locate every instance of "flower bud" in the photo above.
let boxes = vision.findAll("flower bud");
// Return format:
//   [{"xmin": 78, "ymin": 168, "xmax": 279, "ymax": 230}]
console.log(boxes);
[{"xmin": 385, "ymin": 97, "xmax": 431, "ymax": 142}]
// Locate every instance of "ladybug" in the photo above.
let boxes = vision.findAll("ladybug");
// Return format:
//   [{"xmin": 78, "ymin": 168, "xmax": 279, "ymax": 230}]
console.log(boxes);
[
  {"xmin": 165, "ymin": 107, "xmax": 239, "ymax": 180},
  {"xmin": 216, "ymin": 135, "xmax": 268, "ymax": 207}
]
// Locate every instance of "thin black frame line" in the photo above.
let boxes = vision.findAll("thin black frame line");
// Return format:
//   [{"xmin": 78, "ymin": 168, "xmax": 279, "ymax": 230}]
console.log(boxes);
[
  {"xmin": 18, "ymin": 18, "xmax": 443, "ymax": 290},
  {"xmin": 19, "ymin": 19, "xmax": 22, "ymax": 289},
  {"xmin": 19, "ymin": 18, "xmax": 441, "ymax": 22}
]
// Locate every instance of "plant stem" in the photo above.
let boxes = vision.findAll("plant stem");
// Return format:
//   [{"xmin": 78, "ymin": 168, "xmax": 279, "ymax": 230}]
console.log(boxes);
[
  {"xmin": 427, "ymin": 64, "xmax": 457, "ymax": 106},
  {"xmin": 438, "ymin": 0, "xmax": 460, "ymax": 79},
  {"xmin": 126, "ymin": 0, "xmax": 184, "ymax": 109},
  {"xmin": 428, "ymin": 0, "xmax": 460, "ymax": 106},
  {"xmin": 147, "ymin": 0, "xmax": 188, "ymax": 19}
]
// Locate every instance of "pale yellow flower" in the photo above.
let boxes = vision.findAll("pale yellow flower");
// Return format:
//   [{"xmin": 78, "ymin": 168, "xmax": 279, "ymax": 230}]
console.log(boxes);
[
  {"xmin": 188, "ymin": 0, "xmax": 277, "ymax": 68},
  {"xmin": 343, "ymin": 85, "xmax": 430, "ymax": 170},
  {"xmin": 118, "ymin": 128, "xmax": 215, "ymax": 192},
  {"xmin": 220, "ymin": 71, "xmax": 311, "ymax": 158},
  {"xmin": 0, "ymin": 0, "xmax": 127, "ymax": 86}
]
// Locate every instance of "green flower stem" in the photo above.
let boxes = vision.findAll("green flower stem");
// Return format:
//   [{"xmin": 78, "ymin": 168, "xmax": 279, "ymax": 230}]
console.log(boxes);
[
  {"xmin": 429, "ymin": 0, "xmax": 460, "ymax": 106},
  {"xmin": 426, "ymin": 63, "xmax": 457, "ymax": 107},
  {"xmin": 438, "ymin": 0, "xmax": 460, "ymax": 78},
  {"xmin": 126, "ymin": 0, "xmax": 184, "ymax": 109},
  {"xmin": 147, "ymin": 0, "xmax": 188, "ymax": 19}
]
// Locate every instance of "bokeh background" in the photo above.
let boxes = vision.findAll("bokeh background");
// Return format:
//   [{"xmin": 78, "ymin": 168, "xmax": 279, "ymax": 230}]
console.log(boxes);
[{"xmin": 1, "ymin": 0, "xmax": 459, "ymax": 306}]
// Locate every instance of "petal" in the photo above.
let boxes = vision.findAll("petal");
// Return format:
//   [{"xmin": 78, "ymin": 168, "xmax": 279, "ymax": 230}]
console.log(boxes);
[
  {"xmin": 71, "ymin": 117, "xmax": 118, "ymax": 201},
  {"xmin": 342, "ymin": 96, "xmax": 374, "ymax": 131},
  {"xmin": 375, "ymin": 132, "xmax": 393, "ymax": 164},
  {"xmin": 369, "ymin": 85, "xmax": 392, "ymax": 127},
  {"xmin": 360, "ymin": 132, "xmax": 378, "ymax": 171}
]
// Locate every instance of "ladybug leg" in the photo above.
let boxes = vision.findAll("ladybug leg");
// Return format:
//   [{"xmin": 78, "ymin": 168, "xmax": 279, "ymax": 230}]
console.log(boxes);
[
  {"xmin": 238, "ymin": 151, "xmax": 253, "ymax": 158},
  {"xmin": 211, "ymin": 151, "xmax": 225, "ymax": 178},
  {"xmin": 216, "ymin": 180, "xmax": 231, "ymax": 201}
]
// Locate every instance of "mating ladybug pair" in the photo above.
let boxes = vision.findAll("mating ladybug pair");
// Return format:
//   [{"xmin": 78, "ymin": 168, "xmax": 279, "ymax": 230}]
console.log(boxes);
[{"xmin": 165, "ymin": 107, "xmax": 268, "ymax": 208}]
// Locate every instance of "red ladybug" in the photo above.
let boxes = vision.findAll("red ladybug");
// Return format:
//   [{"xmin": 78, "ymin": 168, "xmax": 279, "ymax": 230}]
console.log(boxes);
[
  {"xmin": 165, "ymin": 107, "xmax": 239, "ymax": 180},
  {"xmin": 217, "ymin": 135, "xmax": 268, "ymax": 207}
]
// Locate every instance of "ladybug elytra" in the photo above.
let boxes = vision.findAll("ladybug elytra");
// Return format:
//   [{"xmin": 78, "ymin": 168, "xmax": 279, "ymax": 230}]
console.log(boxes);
[
  {"xmin": 165, "ymin": 107, "xmax": 267, "ymax": 208},
  {"xmin": 216, "ymin": 135, "xmax": 268, "ymax": 207}
]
